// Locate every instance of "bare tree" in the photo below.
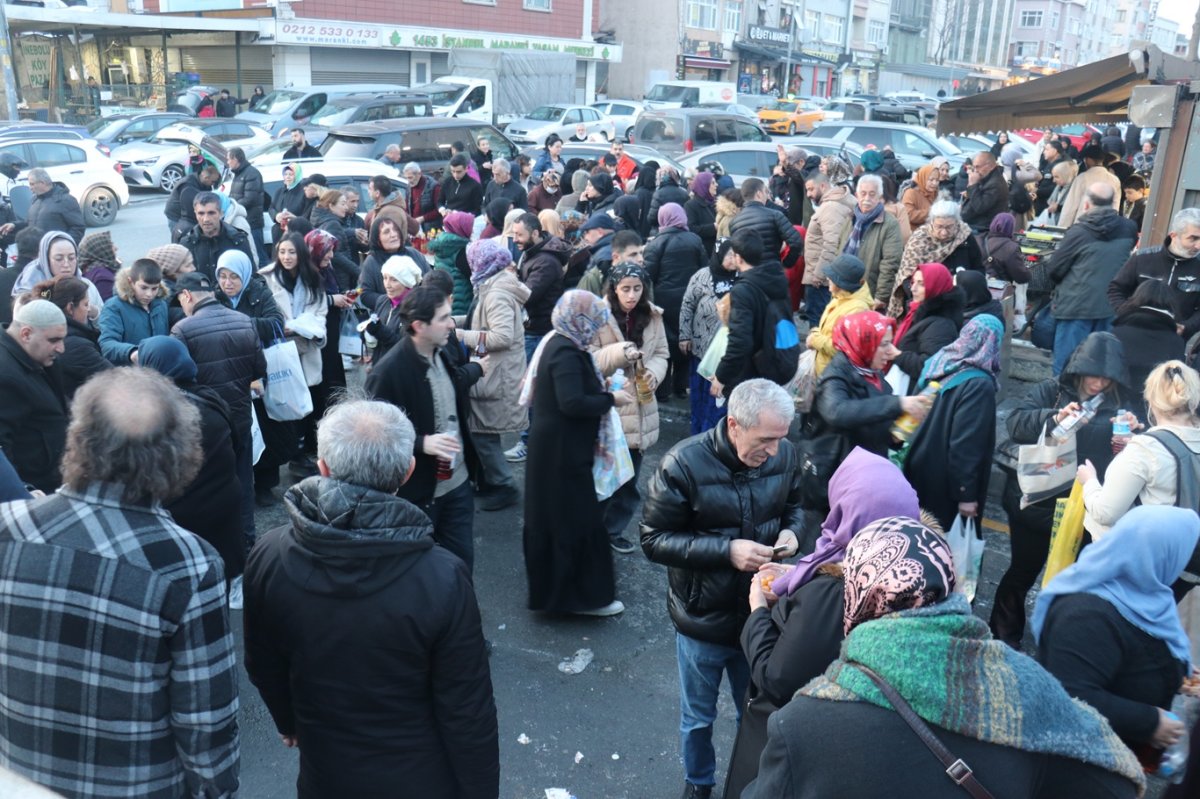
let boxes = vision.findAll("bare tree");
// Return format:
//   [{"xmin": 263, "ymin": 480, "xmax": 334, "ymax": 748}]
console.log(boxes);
[{"xmin": 928, "ymin": 0, "xmax": 961, "ymax": 65}]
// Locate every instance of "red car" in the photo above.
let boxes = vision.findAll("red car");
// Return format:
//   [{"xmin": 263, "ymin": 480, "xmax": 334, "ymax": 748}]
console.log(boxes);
[{"xmin": 1013, "ymin": 123, "xmax": 1104, "ymax": 151}]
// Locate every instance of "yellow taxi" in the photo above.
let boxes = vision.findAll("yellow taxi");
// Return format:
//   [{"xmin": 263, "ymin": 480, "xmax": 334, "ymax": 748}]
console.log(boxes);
[{"xmin": 757, "ymin": 98, "xmax": 825, "ymax": 135}]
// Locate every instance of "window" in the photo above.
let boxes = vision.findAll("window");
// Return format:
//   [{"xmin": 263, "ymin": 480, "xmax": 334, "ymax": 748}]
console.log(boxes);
[
  {"xmin": 581, "ymin": 108, "xmax": 600, "ymax": 122},
  {"xmin": 564, "ymin": 108, "xmax": 583, "ymax": 124},
  {"xmin": 612, "ymin": 104, "xmax": 636, "ymax": 115},
  {"xmin": 524, "ymin": 0, "xmax": 551, "ymax": 11},
  {"xmin": 708, "ymin": 149, "xmax": 761, "ymax": 176},
  {"xmin": 805, "ymin": 10, "xmax": 821, "ymax": 38},
  {"xmin": 1015, "ymin": 40, "xmax": 1039, "ymax": 57},
  {"xmin": 1049, "ymin": 10, "xmax": 1059, "ymax": 28},
  {"xmin": 30, "ymin": 143, "xmax": 84, "ymax": 167},
  {"xmin": 1068, "ymin": 18, "xmax": 1079, "ymax": 35},
  {"xmin": 686, "ymin": 0, "xmax": 719, "ymax": 30},
  {"xmin": 724, "ymin": 1, "xmax": 742, "ymax": 32},
  {"xmin": 868, "ymin": 20, "xmax": 886, "ymax": 45},
  {"xmin": 735, "ymin": 120, "xmax": 769, "ymax": 141},
  {"xmin": 1116, "ymin": 9, "xmax": 1126, "ymax": 22},
  {"xmin": 823, "ymin": 14, "xmax": 844, "ymax": 43},
  {"xmin": 470, "ymin": 127, "xmax": 517, "ymax": 159},
  {"xmin": 692, "ymin": 119, "xmax": 718, "ymax": 148},
  {"xmin": 845, "ymin": 126, "xmax": 893, "ymax": 151},
  {"xmin": 1019, "ymin": 10, "xmax": 1042, "ymax": 27}
]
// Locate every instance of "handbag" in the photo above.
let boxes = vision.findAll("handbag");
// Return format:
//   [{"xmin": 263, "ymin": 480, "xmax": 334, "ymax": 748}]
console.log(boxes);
[
  {"xmin": 946, "ymin": 515, "xmax": 985, "ymax": 602},
  {"xmin": 847, "ymin": 662, "xmax": 996, "ymax": 799},
  {"xmin": 796, "ymin": 426, "xmax": 850, "ymax": 511},
  {"xmin": 1042, "ymin": 480, "xmax": 1086, "ymax": 587},
  {"xmin": 337, "ymin": 307, "xmax": 363, "ymax": 357},
  {"xmin": 262, "ymin": 324, "xmax": 314, "ymax": 422},
  {"xmin": 1016, "ymin": 422, "xmax": 1077, "ymax": 509},
  {"xmin": 786, "ymin": 349, "xmax": 817, "ymax": 412},
  {"xmin": 1029, "ymin": 303, "xmax": 1056, "ymax": 350},
  {"xmin": 593, "ymin": 407, "xmax": 635, "ymax": 501}
]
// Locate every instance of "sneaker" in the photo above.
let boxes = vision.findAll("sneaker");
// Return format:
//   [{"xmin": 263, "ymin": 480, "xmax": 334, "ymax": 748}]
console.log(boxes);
[
  {"xmin": 610, "ymin": 535, "xmax": 637, "ymax": 554},
  {"xmin": 681, "ymin": 783, "xmax": 712, "ymax": 799},
  {"xmin": 574, "ymin": 600, "xmax": 625, "ymax": 617},
  {"xmin": 504, "ymin": 442, "xmax": 527, "ymax": 463},
  {"xmin": 480, "ymin": 485, "xmax": 520, "ymax": 511},
  {"xmin": 228, "ymin": 576, "xmax": 243, "ymax": 611}
]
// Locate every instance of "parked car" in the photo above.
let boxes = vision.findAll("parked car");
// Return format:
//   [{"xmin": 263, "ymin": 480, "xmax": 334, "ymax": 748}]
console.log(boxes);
[
  {"xmin": 0, "ymin": 138, "xmax": 129, "ymax": 226},
  {"xmin": 810, "ymin": 120, "xmax": 966, "ymax": 172},
  {"xmin": 677, "ymin": 138, "xmax": 864, "ymax": 186},
  {"xmin": 698, "ymin": 102, "xmax": 759, "ymax": 120},
  {"xmin": 517, "ymin": 142, "xmax": 686, "ymax": 176},
  {"xmin": 301, "ymin": 92, "xmax": 433, "ymax": 146},
  {"xmin": 757, "ymin": 98, "xmax": 826, "ymax": 135},
  {"xmin": 944, "ymin": 132, "xmax": 1039, "ymax": 162},
  {"xmin": 885, "ymin": 91, "xmax": 942, "ymax": 106},
  {"xmin": 590, "ymin": 100, "xmax": 644, "ymax": 142},
  {"xmin": 85, "ymin": 111, "xmax": 190, "ymax": 148},
  {"xmin": 237, "ymin": 83, "xmax": 405, "ymax": 136},
  {"xmin": 318, "ymin": 118, "xmax": 519, "ymax": 180},
  {"xmin": 632, "ymin": 109, "xmax": 770, "ymax": 157},
  {"xmin": 113, "ymin": 119, "xmax": 271, "ymax": 191},
  {"xmin": 0, "ymin": 122, "xmax": 91, "ymax": 141},
  {"xmin": 167, "ymin": 85, "xmax": 220, "ymax": 116},
  {"xmin": 503, "ymin": 104, "xmax": 615, "ymax": 146},
  {"xmin": 1013, "ymin": 123, "xmax": 1103, "ymax": 151}
]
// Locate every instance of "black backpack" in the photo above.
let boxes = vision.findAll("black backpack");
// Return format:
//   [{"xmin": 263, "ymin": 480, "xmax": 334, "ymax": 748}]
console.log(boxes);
[{"xmin": 747, "ymin": 282, "xmax": 801, "ymax": 385}]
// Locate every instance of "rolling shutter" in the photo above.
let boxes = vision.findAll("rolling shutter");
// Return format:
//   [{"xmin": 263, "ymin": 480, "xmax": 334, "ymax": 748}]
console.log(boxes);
[
  {"xmin": 180, "ymin": 46, "xmax": 272, "ymax": 90},
  {"xmin": 309, "ymin": 48, "xmax": 410, "ymax": 87}
]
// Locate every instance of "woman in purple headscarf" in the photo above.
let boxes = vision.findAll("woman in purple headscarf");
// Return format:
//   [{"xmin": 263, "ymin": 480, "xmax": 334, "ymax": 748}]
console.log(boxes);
[
  {"xmin": 723, "ymin": 446, "xmax": 920, "ymax": 798},
  {"xmin": 684, "ymin": 171, "xmax": 718, "ymax": 257},
  {"xmin": 643, "ymin": 201, "xmax": 707, "ymax": 401}
]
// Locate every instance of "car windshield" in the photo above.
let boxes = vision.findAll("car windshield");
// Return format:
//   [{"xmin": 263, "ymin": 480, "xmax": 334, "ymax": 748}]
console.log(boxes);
[
  {"xmin": 525, "ymin": 106, "xmax": 565, "ymax": 122},
  {"xmin": 411, "ymin": 82, "xmax": 467, "ymax": 106},
  {"xmin": 765, "ymin": 100, "xmax": 800, "ymax": 113},
  {"xmin": 321, "ymin": 134, "xmax": 378, "ymax": 159},
  {"xmin": 253, "ymin": 90, "xmax": 306, "ymax": 115},
  {"xmin": 309, "ymin": 101, "xmax": 358, "ymax": 127},
  {"xmin": 936, "ymin": 136, "xmax": 963, "ymax": 154},
  {"xmin": 645, "ymin": 85, "xmax": 691, "ymax": 102},
  {"xmin": 88, "ymin": 118, "xmax": 128, "ymax": 139},
  {"xmin": 248, "ymin": 138, "xmax": 291, "ymax": 160}
]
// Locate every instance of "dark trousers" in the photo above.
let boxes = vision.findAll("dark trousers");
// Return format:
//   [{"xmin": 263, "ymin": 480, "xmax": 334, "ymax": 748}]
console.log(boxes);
[
  {"xmin": 989, "ymin": 472, "xmax": 1055, "ymax": 648},
  {"xmin": 805, "ymin": 283, "xmax": 831, "ymax": 328},
  {"xmin": 252, "ymin": 397, "xmax": 298, "ymax": 491},
  {"xmin": 232, "ymin": 416, "xmax": 256, "ymax": 541},
  {"xmin": 601, "ymin": 448, "xmax": 643, "ymax": 540},
  {"xmin": 250, "ymin": 226, "xmax": 269, "ymax": 266},
  {"xmin": 426, "ymin": 479, "xmax": 475, "ymax": 575}
]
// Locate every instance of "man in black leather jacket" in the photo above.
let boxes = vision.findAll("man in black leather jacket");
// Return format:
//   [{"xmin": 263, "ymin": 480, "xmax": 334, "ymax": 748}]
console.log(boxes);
[
  {"xmin": 728, "ymin": 177, "xmax": 803, "ymax": 269},
  {"xmin": 641, "ymin": 379, "xmax": 804, "ymax": 799}
]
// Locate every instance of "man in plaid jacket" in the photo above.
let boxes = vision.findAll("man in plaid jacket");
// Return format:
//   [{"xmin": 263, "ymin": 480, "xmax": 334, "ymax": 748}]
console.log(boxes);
[{"xmin": 0, "ymin": 367, "xmax": 240, "ymax": 798}]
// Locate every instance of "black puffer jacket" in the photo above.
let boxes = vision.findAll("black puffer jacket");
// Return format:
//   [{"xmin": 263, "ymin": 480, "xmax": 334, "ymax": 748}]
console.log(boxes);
[
  {"xmin": 224, "ymin": 275, "xmax": 285, "ymax": 345},
  {"xmin": 311, "ymin": 207, "xmax": 361, "ymax": 291},
  {"xmin": 647, "ymin": 180, "xmax": 690, "ymax": 234},
  {"xmin": 1108, "ymin": 240, "xmax": 1200, "ymax": 338},
  {"xmin": 684, "ymin": 196, "xmax": 717, "ymax": 256},
  {"xmin": 165, "ymin": 173, "xmax": 206, "ymax": 230},
  {"xmin": 0, "ymin": 333, "xmax": 68, "ymax": 492},
  {"xmin": 807, "ymin": 351, "xmax": 903, "ymax": 458},
  {"xmin": 729, "ymin": 201, "xmax": 804, "ymax": 268},
  {"xmin": 517, "ymin": 235, "xmax": 570, "ymax": 335},
  {"xmin": 25, "ymin": 182, "xmax": 85, "ymax": 243},
  {"xmin": 714, "ymin": 259, "xmax": 790, "ymax": 393},
  {"xmin": 641, "ymin": 421, "xmax": 804, "ymax": 647},
  {"xmin": 59, "ymin": 317, "xmax": 112, "ymax": 400},
  {"xmin": 170, "ymin": 297, "xmax": 266, "ymax": 421},
  {"xmin": 940, "ymin": 234, "xmax": 985, "ymax": 274},
  {"xmin": 643, "ymin": 226, "xmax": 706, "ymax": 323},
  {"xmin": 179, "ymin": 222, "xmax": 254, "ymax": 280},
  {"xmin": 244, "ymin": 477, "xmax": 498, "ymax": 799},
  {"xmin": 892, "ymin": 288, "xmax": 965, "ymax": 385},
  {"xmin": 229, "ymin": 162, "xmax": 265, "ymax": 229}
]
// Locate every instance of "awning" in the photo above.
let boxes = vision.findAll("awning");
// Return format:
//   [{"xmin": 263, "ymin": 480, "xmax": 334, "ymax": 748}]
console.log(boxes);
[
  {"xmin": 936, "ymin": 44, "xmax": 1200, "ymax": 135},
  {"xmin": 685, "ymin": 55, "xmax": 732, "ymax": 69},
  {"xmin": 735, "ymin": 40, "xmax": 837, "ymax": 65}
]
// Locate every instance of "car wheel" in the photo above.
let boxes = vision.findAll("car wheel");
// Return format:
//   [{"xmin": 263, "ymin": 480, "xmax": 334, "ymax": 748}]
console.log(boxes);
[
  {"xmin": 788, "ymin": 122, "xmax": 796, "ymax": 135},
  {"xmin": 83, "ymin": 187, "xmax": 118, "ymax": 227},
  {"xmin": 159, "ymin": 164, "xmax": 185, "ymax": 192},
  {"xmin": 625, "ymin": 126, "xmax": 634, "ymax": 142}
]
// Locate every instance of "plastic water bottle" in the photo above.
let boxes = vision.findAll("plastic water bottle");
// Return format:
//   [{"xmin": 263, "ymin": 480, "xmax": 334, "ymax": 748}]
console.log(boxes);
[
  {"xmin": 1050, "ymin": 393, "xmax": 1104, "ymax": 443},
  {"xmin": 1113, "ymin": 409, "xmax": 1131, "ymax": 437},
  {"xmin": 610, "ymin": 368, "xmax": 626, "ymax": 392},
  {"xmin": 1160, "ymin": 694, "xmax": 1198, "ymax": 783}
]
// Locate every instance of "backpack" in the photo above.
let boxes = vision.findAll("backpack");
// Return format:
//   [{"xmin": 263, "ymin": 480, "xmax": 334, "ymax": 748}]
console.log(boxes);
[
  {"xmin": 746, "ymin": 281, "xmax": 801, "ymax": 385},
  {"xmin": 1145, "ymin": 429, "xmax": 1200, "ymax": 598}
]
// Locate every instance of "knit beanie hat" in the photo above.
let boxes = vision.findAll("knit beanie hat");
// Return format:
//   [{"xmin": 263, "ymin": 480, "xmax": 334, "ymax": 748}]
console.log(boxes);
[
  {"xmin": 381, "ymin": 255, "xmax": 422, "ymax": 288},
  {"xmin": 145, "ymin": 244, "xmax": 194, "ymax": 280}
]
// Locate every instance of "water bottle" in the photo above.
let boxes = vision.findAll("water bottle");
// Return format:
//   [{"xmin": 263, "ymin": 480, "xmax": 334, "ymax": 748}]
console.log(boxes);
[
  {"xmin": 890, "ymin": 381, "xmax": 941, "ymax": 443},
  {"xmin": 610, "ymin": 368, "xmax": 626, "ymax": 392},
  {"xmin": 1112, "ymin": 409, "xmax": 1131, "ymax": 437},
  {"xmin": 1159, "ymin": 694, "xmax": 1199, "ymax": 783},
  {"xmin": 1050, "ymin": 393, "xmax": 1104, "ymax": 443}
]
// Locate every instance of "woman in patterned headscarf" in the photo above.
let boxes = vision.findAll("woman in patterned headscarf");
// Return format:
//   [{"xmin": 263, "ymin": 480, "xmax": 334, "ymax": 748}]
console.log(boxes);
[
  {"xmin": 744, "ymin": 515, "xmax": 1145, "ymax": 799},
  {"xmin": 520, "ymin": 290, "xmax": 635, "ymax": 617}
]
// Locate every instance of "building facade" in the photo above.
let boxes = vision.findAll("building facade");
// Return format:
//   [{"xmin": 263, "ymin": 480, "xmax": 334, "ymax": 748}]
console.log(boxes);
[{"xmin": 1008, "ymin": 0, "xmax": 1120, "ymax": 73}]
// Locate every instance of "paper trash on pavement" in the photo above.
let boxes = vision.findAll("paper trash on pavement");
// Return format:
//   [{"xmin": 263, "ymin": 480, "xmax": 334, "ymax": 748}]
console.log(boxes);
[{"xmin": 557, "ymin": 648, "xmax": 594, "ymax": 674}]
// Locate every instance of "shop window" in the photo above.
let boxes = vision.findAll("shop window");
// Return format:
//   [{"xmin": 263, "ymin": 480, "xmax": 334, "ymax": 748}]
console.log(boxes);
[
  {"xmin": 524, "ymin": 0, "xmax": 551, "ymax": 10},
  {"xmin": 686, "ymin": 0, "xmax": 719, "ymax": 30}
]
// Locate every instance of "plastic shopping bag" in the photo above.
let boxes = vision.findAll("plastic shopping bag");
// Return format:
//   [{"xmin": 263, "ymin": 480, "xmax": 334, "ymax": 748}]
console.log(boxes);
[
  {"xmin": 947, "ymin": 515, "xmax": 985, "ymax": 602},
  {"xmin": 786, "ymin": 349, "xmax": 818, "ymax": 413},
  {"xmin": 1043, "ymin": 480, "xmax": 1086, "ymax": 587},
  {"xmin": 250, "ymin": 401, "xmax": 265, "ymax": 465},
  {"xmin": 1017, "ymin": 423, "xmax": 1077, "ymax": 509},
  {"xmin": 263, "ymin": 338, "xmax": 313, "ymax": 421},
  {"xmin": 697, "ymin": 326, "xmax": 729, "ymax": 381},
  {"xmin": 338, "ymin": 309, "xmax": 363, "ymax": 357},
  {"xmin": 593, "ymin": 408, "xmax": 635, "ymax": 501}
]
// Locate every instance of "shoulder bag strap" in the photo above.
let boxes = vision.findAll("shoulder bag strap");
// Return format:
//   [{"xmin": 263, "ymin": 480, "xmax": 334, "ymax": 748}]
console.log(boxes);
[
  {"xmin": 1145, "ymin": 429, "xmax": 1200, "ymax": 513},
  {"xmin": 848, "ymin": 662, "xmax": 996, "ymax": 799}
]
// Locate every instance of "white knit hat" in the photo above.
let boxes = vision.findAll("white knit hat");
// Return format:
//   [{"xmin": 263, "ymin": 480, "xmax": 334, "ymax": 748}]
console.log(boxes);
[{"xmin": 381, "ymin": 255, "xmax": 422, "ymax": 289}]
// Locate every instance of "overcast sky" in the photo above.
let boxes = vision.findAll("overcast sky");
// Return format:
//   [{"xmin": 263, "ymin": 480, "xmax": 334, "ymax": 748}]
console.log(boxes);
[{"xmin": 1162, "ymin": 2, "xmax": 1198, "ymax": 36}]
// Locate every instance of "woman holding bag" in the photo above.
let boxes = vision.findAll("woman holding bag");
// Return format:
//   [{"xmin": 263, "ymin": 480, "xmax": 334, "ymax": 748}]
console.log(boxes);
[
  {"xmin": 590, "ymin": 263, "xmax": 669, "ymax": 554},
  {"xmin": 679, "ymin": 237, "xmax": 737, "ymax": 434},
  {"xmin": 522, "ymin": 290, "xmax": 635, "ymax": 617},
  {"xmin": 990, "ymin": 332, "xmax": 1133, "ymax": 648}
]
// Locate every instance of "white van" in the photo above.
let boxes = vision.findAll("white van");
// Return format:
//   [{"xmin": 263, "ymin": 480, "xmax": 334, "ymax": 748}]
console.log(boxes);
[
  {"xmin": 237, "ymin": 84, "xmax": 404, "ymax": 136},
  {"xmin": 644, "ymin": 80, "xmax": 737, "ymax": 109}
]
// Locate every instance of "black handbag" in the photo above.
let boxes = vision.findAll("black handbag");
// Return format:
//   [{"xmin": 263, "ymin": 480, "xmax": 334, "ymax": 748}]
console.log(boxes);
[{"xmin": 795, "ymin": 427, "xmax": 849, "ymax": 511}]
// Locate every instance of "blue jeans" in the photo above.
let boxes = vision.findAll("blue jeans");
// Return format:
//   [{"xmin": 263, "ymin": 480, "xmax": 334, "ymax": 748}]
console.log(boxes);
[
  {"xmin": 1053, "ymin": 317, "xmax": 1111, "ymax": 376},
  {"xmin": 804, "ymin": 283, "xmax": 831, "ymax": 328},
  {"xmin": 521, "ymin": 333, "xmax": 543, "ymax": 444},
  {"xmin": 425, "ymin": 479, "xmax": 475, "ymax": 576},
  {"xmin": 250, "ymin": 226, "xmax": 269, "ymax": 266},
  {"xmin": 676, "ymin": 632, "xmax": 750, "ymax": 787}
]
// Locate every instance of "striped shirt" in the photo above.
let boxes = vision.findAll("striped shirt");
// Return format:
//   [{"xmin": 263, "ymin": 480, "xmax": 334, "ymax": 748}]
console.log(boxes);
[{"xmin": 0, "ymin": 482, "xmax": 239, "ymax": 798}]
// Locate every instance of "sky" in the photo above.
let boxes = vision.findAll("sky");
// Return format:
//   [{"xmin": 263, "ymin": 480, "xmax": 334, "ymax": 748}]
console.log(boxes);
[{"xmin": 1161, "ymin": 1, "xmax": 1199, "ymax": 36}]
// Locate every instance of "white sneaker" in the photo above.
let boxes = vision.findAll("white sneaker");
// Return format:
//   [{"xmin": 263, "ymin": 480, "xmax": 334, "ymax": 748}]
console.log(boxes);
[
  {"xmin": 504, "ymin": 442, "xmax": 527, "ymax": 463},
  {"xmin": 575, "ymin": 600, "xmax": 625, "ymax": 617},
  {"xmin": 228, "ymin": 576, "xmax": 243, "ymax": 611}
]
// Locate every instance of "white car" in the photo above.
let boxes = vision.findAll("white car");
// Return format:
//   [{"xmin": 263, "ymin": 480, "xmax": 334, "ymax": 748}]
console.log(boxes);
[
  {"xmin": 113, "ymin": 120, "xmax": 272, "ymax": 192},
  {"xmin": 677, "ymin": 139, "xmax": 864, "ymax": 186},
  {"xmin": 0, "ymin": 138, "xmax": 129, "ymax": 227},
  {"xmin": 591, "ymin": 100, "xmax": 645, "ymax": 143},
  {"xmin": 503, "ymin": 104, "xmax": 615, "ymax": 146}
]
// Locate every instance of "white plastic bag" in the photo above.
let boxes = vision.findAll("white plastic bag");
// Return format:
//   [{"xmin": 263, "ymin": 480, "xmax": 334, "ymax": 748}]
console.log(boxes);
[
  {"xmin": 593, "ymin": 408, "xmax": 635, "ymax": 501},
  {"xmin": 1017, "ymin": 423, "xmax": 1077, "ymax": 509},
  {"xmin": 263, "ymin": 338, "xmax": 313, "ymax": 421},
  {"xmin": 947, "ymin": 515, "xmax": 985, "ymax": 602},
  {"xmin": 884, "ymin": 364, "xmax": 910, "ymax": 397},
  {"xmin": 250, "ymin": 401, "xmax": 265, "ymax": 465},
  {"xmin": 337, "ymin": 310, "xmax": 363, "ymax": 357}
]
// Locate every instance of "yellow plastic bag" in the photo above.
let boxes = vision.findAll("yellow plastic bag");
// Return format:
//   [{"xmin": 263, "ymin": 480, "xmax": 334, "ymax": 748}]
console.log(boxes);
[{"xmin": 1042, "ymin": 480, "xmax": 1085, "ymax": 587}]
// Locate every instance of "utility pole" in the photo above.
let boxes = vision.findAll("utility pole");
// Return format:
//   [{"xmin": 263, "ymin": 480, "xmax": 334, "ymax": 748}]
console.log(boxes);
[
  {"xmin": 1189, "ymin": 0, "xmax": 1199, "ymax": 61},
  {"xmin": 0, "ymin": 2, "xmax": 19, "ymax": 120}
]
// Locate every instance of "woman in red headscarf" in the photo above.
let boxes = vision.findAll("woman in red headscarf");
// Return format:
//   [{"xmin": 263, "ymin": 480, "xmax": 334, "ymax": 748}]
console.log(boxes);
[
  {"xmin": 890, "ymin": 261, "xmax": 963, "ymax": 391},
  {"xmin": 798, "ymin": 310, "xmax": 931, "ymax": 510}
]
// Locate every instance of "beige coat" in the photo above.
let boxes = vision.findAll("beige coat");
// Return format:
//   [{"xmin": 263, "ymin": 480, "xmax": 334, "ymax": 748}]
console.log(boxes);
[
  {"xmin": 802, "ymin": 185, "xmax": 856, "ymax": 286},
  {"xmin": 1058, "ymin": 165, "xmax": 1121, "ymax": 229},
  {"xmin": 456, "ymin": 268, "xmax": 531, "ymax": 434},
  {"xmin": 259, "ymin": 262, "xmax": 327, "ymax": 386},
  {"xmin": 590, "ymin": 301, "xmax": 669, "ymax": 451}
]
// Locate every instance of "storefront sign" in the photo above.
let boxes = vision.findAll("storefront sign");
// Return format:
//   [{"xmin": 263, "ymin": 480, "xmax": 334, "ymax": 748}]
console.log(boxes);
[
  {"xmin": 684, "ymin": 38, "xmax": 724, "ymax": 58},
  {"xmin": 19, "ymin": 39, "xmax": 52, "ymax": 90},
  {"xmin": 746, "ymin": 25, "xmax": 792, "ymax": 46},
  {"xmin": 275, "ymin": 21, "xmax": 622, "ymax": 61}
]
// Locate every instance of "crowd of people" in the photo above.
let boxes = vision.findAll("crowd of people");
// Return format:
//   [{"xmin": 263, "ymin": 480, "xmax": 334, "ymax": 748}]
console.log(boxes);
[{"xmin": 0, "ymin": 119, "xmax": 1197, "ymax": 799}]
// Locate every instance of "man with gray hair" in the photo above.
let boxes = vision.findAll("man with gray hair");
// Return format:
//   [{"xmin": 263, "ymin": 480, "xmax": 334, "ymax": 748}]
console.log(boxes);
[
  {"xmin": 642, "ymin": 378, "xmax": 804, "ymax": 799},
  {"xmin": 1045, "ymin": 181, "xmax": 1138, "ymax": 374},
  {"xmin": 836, "ymin": 173, "xmax": 903, "ymax": 303},
  {"xmin": 482, "ymin": 156, "xmax": 527, "ymax": 211},
  {"xmin": 1109, "ymin": 206, "xmax": 1200, "ymax": 339},
  {"xmin": 21, "ymin": 167, "xmax": 85, "ymax": 243},
  {"xmin": 403, "ymin": 161, "xmax": 442, "ymax": 232},
  {"xmin": 0, "ymin": 367, "xmax": 240, "ymax": 798},
  {"xmin": 0, "ymin": 298, "xmax": 68, "ymax": 491},
  {"xmin": 243, "ymin": 399, "xmax": 499, "ymax": 798},
  {"xmin": 379, "ymin": 142, "xmax": 403, "ymax": 166}
]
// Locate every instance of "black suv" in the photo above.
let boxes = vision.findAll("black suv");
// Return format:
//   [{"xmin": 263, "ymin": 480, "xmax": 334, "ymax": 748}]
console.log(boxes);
[
  {"xmin": 302, "ymin": 93, "xmax": 433, "ymax": 146},
  {"xmin": 319, "ymin": 118, "xmax": 518, "ymax": 179}
]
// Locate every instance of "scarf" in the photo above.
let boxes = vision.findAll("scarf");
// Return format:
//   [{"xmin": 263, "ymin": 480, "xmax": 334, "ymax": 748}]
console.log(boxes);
[
  {"xmin": 467, "ymin": 238, "xmax": 512, "ymax": 287},
  {"xmin": 303, "ymin": 229, "xmax": 341, "ymax": 295},
  {"xmin": 918, "ymin": 313, "xmax": 1003, "ymax": 391},
  {"xmin": 657, "ymin": 202, "xmax": 687, "ymax": 232},
  {"xmin": 77, "ymin": 230, "xmax": 117, "ymax": 269},
  {"xmin": 288, "ymin": 274, "xmax": 311, "ymax": 319},
  {"xmin": 519, "ymin": 290, "xmax": 610, "ymax": 410},
  {"xmin": 887, "ymin": 221, "xmax": 972, "ymax": 319},
  {"xmin": 216, "ymin": 250, "xmax": 253, "ymax": 309},
  {"xmin": 894, "ymin": 262, "xmax": 953, "ymax": 345},
  {"xmin": 691, "ymin": 171, "xmax": 716, "ymax": 207},
  {"xmin": 442, "ymin": 211, "xmax": 474, "ymax": 239},
  {"xmin": 1033, "ymin": 505, "xmax": 1198, "ymax": 669},
  {"xmin": 773, "ymin": 449, "xmax": 919, "ymax": 596},
  {"xmin": 913, "ymin": 164, "xmax": 938, "ymax": 201},
  {"xmin": 138, "ymin": 335, "xmax": 197, "ymax": 383},
  {"xmin": 843, "ymin": 202, "xmax": 883, "ymax": 257},
  {"xmin": 832, "ymin": 311, "xmax": 894, "ymax": 390}
]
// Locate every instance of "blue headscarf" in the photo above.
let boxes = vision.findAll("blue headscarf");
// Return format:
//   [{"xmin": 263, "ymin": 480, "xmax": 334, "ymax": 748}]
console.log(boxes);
[
  {"xmin": 137, "ymin": 335, "xmax": 198, "ymax": 383},
  {"xmin": 1032, "ymin": 505, "xmax": 1199, "ymax": 668},
  {"xmin": 216, "ymin": 249, "xmax": 253, "ymax": 309}
]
